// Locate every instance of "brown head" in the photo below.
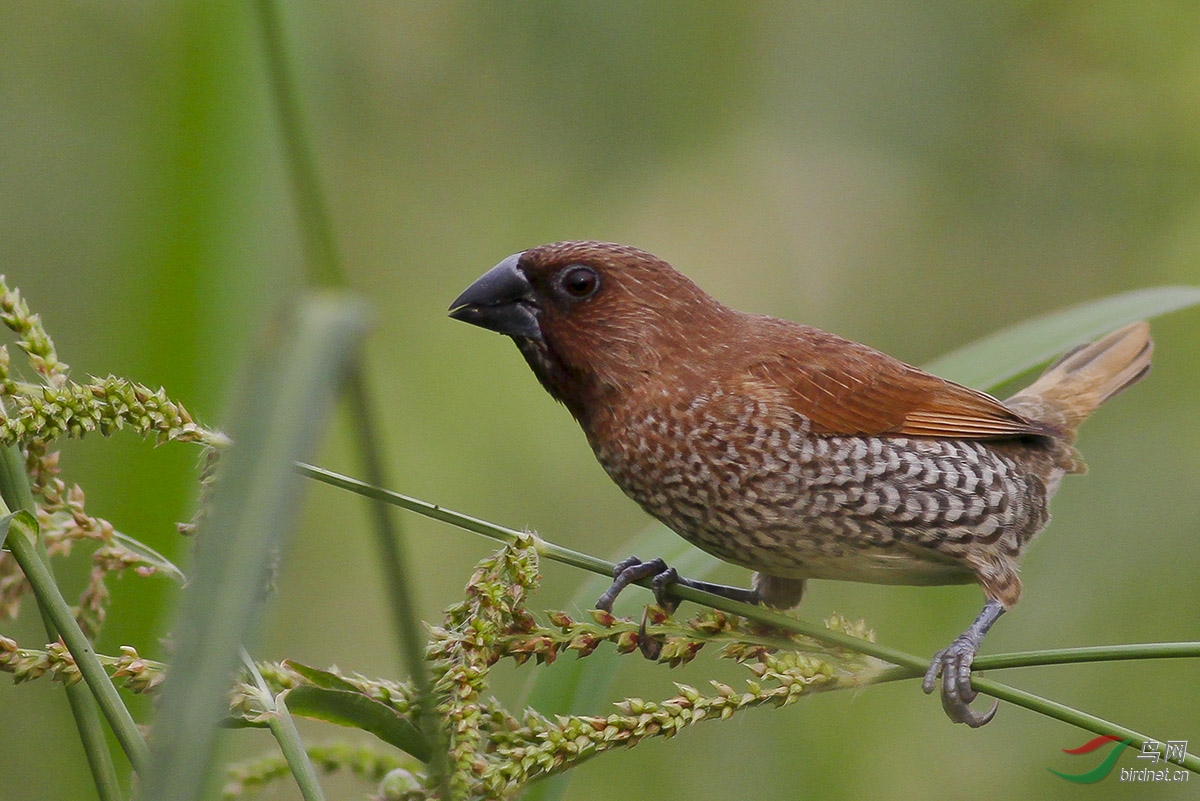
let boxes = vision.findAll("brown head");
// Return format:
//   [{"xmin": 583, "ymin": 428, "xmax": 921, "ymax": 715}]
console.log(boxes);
[{"xmin": 448, "ymin": 241, "xmax": 736, "ymax": 421}]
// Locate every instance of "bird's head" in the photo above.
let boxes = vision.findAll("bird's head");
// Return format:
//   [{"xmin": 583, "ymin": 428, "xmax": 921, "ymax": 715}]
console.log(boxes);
[{"xmin": 449, "ymin": 241, "xmax": 733, "ymax": 419}]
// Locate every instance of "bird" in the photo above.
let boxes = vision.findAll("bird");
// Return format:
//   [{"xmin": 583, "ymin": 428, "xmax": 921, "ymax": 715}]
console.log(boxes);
[{"xmin": 448, "ymin": 240, "xmax": 1152, "ymax": 727}]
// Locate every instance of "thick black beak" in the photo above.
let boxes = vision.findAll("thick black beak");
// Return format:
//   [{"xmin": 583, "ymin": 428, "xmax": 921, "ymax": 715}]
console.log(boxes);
[{"xmin": 448, "ymin": 253, "xmax": 542, "ymax": 340}]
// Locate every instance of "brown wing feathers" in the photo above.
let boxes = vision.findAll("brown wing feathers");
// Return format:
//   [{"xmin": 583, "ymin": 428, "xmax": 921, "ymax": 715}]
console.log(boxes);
[
  {"xmin": 750, "ymin": 334, "xmax": 1048, "ymax": 440},
  {"xmin": 898, "ymin": 383, "xmax": 1052, "ymax": 439}
]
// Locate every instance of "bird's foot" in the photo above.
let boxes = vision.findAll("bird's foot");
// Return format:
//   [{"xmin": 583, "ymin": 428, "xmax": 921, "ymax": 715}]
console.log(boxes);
[
  {"xmin": 922, "ymin": 598, "xmax": 1006, "ymax": 727},
  {"xmin": 595, "ymin": 556, "xmax": 760, "ymax": 613},
  {"xmin": 596, "ymin": 556, "xmax": 677, "ymax": 612},
  {"xmin": 922, "ymin": 634, "xmax": 997, "ymax": 727}
]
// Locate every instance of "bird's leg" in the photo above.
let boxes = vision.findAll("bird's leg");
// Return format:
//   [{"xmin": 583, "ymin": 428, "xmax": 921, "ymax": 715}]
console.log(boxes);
[
  {"xmin": 595, "ymin": 556, "xmax": 760, "ymax": 613},
  {"xmin": 922, "ymin": 598, "xmax": 1006, "ymax": 727}
]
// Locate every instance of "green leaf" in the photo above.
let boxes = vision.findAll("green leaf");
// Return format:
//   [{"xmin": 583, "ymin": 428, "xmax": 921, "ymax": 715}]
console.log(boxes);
[
  {"xmin": 218, "ymin": 717, "xmax": 269, "ymax": 730},
  {"xmin": 0, "ymin": 510, "xmax": 13, "ymax": 550},
  {"xmin": 284, "ymin": 660, "xmax": 363, "ymax": 694},
  {"xmin": 137, "ymin": 294, "xmax": 370, "ymax": 801},
  {"xmin": 284, "ymin": 686, "xmax": 432, "ymax": 762},
  {"xmin": 923, "ymin": 286, "xmax": 1200, "ymax": 390},
  {"xmin": 111, "ymin": 530, "xmax": 187, "ymax": 584}
]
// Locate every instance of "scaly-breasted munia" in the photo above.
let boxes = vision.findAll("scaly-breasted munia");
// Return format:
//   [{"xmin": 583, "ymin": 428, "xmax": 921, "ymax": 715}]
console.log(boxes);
[{"xmin": 449, "ymin": 241, "xmax": 1152, "ymax": 726}]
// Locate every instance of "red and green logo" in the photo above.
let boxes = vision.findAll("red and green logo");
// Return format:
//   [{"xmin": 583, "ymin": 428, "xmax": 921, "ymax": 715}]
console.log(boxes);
[{"xmin": 1049, "ymin": 735, "xmax": 1131, "ymax": 783}]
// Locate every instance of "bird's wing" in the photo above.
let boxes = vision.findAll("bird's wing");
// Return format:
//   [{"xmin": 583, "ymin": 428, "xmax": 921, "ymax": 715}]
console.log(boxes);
[{"xmin": 741, "ymin": 329, "xmax": 1050, "ymax": 439}]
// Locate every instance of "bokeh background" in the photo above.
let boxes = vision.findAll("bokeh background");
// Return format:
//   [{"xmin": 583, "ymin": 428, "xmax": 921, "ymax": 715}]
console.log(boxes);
[{"xmin": 2, "ymin": 2, "xmax": 1198, "ymax": 799}]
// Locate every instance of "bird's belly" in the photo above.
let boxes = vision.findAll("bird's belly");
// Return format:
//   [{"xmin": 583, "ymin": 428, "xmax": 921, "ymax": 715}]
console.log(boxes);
[
  {"xmin": 683, "ymin": 522, "xmax": 978, "ymax": 586},
  {"xmin": 594, "ymin": 426, "xmax": 1052, "ymax": 586}
]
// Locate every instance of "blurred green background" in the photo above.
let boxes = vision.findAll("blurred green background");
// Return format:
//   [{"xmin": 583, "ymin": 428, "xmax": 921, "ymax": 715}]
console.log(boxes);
[{"xmin": 1, "ymin": 2, "xmax": 1198, "ymax": 799}]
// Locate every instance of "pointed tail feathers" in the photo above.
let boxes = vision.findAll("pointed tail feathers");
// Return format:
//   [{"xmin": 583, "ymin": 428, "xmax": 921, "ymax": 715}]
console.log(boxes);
[{"xmin": 1007, "ymin": 321, "xmax": 1153, "ymax": 433}]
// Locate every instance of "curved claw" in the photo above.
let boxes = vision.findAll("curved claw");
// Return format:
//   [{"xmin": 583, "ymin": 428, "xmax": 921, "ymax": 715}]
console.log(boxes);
[
  {"xmin": 946, "ymin": 695, "xmax": 998, "ymax": 728},
  {"xmin": 638, "ymin": 607, "xmax": 665, "ymax": 660},
  {"xmin": 612, "ymin": 555, "xmax": 646, "ymax": 577},
  {"xmin": 649, "ymin": 566, "xmax": 681, "ymax": 612},
  {"xmin": 923, "ymin": 636, "xmax": 995, "ymax": 727}
]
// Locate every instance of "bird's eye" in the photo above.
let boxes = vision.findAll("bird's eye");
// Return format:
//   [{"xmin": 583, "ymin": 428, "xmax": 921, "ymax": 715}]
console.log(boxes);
[{"xmin": 557, "ymin": 265, "xmax": 600, "ymax": 300}]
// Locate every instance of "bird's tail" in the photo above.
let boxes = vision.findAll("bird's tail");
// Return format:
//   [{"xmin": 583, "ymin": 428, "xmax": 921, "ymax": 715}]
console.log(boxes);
[{"xmin": 1005, "ymin": 321, "xmax": 1153, "ymax": 435}]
